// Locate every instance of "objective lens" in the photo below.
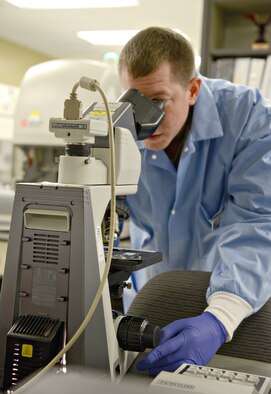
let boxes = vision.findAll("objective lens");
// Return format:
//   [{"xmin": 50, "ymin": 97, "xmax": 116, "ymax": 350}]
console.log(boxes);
[
  {"xmin": 65, "ymin": 144, "xmax": 91, "ymax": 156},
  {"xmin": 116, "ymin": 315, "xmax": 160, "ymax": 352}
]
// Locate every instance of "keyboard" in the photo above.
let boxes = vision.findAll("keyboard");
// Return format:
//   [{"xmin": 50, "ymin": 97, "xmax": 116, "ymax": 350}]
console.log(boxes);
[{"xmin": 151, "ymin": 363, "xmax": 271, "ymax": 394}]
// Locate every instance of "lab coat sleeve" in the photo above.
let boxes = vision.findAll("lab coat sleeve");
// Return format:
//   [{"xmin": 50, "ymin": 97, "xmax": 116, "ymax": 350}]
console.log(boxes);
[
  {"xmin": 206, "ymin": 97, "xmax": 271, "ymax": 325},
  {"xmin": 205, "ymin": 291, "xmax": 252, "ymax": 340}
]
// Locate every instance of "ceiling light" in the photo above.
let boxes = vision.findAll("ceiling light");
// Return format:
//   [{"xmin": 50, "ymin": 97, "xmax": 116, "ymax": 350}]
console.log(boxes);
[
  {"xmin": 77, "ymin": 30, "xmax": 139, "ymax": 46},
  {"xmin": 77, "ymin": 29, "xmax": 183, "ymax": 46},
  {"xmin": 4, "ymin": 0, "xmax": 139, "ymax": 9}
]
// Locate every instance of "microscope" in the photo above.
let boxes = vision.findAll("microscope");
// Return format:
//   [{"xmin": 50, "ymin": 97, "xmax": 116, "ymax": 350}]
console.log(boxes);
[{"xmin": 0, "ymin": 77, "xmax": 164, "ymax": 391}]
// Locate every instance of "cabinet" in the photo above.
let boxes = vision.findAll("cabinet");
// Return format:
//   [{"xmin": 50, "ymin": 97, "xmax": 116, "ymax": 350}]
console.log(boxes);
[{"xmin": 200, "ymin": 0, "xmax": 271, "ymax": 77}]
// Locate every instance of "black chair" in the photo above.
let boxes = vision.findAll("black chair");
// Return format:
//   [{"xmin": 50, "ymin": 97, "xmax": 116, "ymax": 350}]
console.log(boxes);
[{"xmin": 128, "ymin": 270, "xmax": 271, "ymax": 363}]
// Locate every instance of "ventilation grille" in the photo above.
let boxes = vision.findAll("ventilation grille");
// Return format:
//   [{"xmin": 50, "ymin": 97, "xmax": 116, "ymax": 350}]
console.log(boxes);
[
  {"xmin": 33, "ymin": 233, "xmax": 59, "ymax": 264},
  {"xmin": 13, "ymin": 315, "xmax": 58, "ymax": 338}
]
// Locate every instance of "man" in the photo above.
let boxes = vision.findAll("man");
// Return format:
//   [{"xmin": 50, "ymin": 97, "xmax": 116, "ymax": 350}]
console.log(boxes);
[{"xmin": 118, "ymin": 27, "xmax": 271, "ymax": 375}]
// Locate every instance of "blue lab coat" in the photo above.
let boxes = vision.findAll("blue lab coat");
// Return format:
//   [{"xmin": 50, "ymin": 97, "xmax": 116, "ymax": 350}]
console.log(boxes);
[{"xmin": 126, "ymin": 76, "xmax": 271, "ymax": 313}]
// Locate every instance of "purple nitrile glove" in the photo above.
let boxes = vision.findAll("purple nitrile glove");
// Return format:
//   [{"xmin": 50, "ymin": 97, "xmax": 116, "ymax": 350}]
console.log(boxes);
[{"xmin": 136, "ymin": 312, "xmax": 227, "ymax": 376}]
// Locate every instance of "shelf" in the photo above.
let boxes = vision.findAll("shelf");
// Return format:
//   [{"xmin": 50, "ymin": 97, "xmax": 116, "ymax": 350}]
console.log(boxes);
[
  {"xmin": 211, "ymin": 48, "xmax": 271, "ymax": 59},
  {"xmin": 200, "ymin": 0, "xmax": 271, "ymax": 76},
  {"xmin": 211, "ymin": 0, "xmax": 271, "ymax": 13}
]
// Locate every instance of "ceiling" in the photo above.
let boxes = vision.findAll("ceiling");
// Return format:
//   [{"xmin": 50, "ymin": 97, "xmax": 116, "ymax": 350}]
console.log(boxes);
[{"xmin": 0, "ymin": 0, "xmax": 204, "ymax": 61}]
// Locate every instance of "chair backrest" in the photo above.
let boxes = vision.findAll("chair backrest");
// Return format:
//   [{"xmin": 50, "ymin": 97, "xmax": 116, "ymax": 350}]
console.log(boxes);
[{"xmin": 128, "ymin": 270, "xmax": 271, "ymax": 363}]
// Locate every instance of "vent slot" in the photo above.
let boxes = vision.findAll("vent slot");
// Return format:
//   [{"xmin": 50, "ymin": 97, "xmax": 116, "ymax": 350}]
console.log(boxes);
[
  {"xmin": 13, "ymin": 315, "xmax": 58, "ymax": 337},
  {"xmin": 33, "ymin": 233, "xmax": 60, "ymax": 264}
]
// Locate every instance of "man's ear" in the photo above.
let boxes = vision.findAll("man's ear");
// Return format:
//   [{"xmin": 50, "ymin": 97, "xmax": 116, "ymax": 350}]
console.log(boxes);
[{"xmin": 188, "ymin": 77, "xmax": 201, "ymax": 105}]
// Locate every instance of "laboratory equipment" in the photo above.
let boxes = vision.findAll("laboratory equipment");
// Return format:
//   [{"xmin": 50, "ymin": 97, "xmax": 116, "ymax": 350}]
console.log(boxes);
[
  {"xmin": 0, "ymin": 60, "xmax": 122, "ymax": 283},
  {"xmin": 12, "ymin": 59, "xmax": 122, "ymax": 184},
  {"xmin": 0, "ymin": 77, "xmax": 164, "ymax": 390}
]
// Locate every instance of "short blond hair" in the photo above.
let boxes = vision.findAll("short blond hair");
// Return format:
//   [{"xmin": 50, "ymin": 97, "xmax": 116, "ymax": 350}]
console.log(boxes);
[{"xmin": 119, "ymin": 26, "xmax": 195, "ymax": 87}]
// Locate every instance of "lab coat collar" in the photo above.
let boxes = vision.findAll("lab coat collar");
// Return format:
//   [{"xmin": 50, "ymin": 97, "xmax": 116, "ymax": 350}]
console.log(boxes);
[{"xmin": 190, "ymin": 76, "xmax": 224, "ymax": 142}]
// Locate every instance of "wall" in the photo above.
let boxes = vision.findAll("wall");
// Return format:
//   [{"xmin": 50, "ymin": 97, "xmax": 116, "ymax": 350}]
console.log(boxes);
[{"xmin": 0, "ymin": 38, "xmax": 53, "ymax": 86}]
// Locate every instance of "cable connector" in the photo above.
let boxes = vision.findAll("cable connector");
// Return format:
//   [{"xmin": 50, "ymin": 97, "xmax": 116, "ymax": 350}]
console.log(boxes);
[
  {"xmin": 63, "ymin": 93, "xmax": 82, "ymax": 120},
  {"xmin": 79, "ymin": 76, "xmax": 99, "ymax": 92},
  {"xmin": 63, "ymin": 77, "xmax": 99, "ymax": 120}
]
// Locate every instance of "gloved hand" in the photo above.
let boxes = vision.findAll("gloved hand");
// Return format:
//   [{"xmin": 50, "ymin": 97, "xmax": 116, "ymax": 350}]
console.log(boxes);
[{"xmin": 136, "ymin": 312, "xmax": 227, "ymax": 376}]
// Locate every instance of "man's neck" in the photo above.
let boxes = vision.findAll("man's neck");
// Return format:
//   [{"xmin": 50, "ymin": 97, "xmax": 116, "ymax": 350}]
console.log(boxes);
[{"xmin": 165, "ymin": 106, "xmax": 193, "ymax": 163}]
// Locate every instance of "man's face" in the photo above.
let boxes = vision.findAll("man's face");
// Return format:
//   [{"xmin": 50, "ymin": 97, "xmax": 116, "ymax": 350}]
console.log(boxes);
[{"xmin": 120, "ymin": 61, "xmax": 201, "ymax": 151}]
